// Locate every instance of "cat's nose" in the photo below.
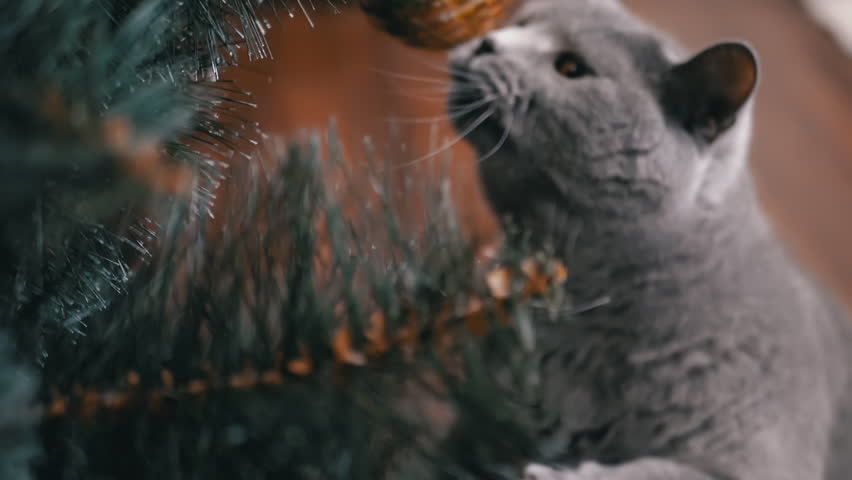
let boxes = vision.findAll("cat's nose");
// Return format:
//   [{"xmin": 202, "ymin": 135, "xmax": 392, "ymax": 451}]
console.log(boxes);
[{"xmin": 472, "ymin": 37, "xmax": 497, "ymax": 57}]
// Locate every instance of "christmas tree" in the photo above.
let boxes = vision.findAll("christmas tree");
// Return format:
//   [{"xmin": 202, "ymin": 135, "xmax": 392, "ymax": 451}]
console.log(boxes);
[{"xmin": 0, "ymin": 1, "xmax": 568, "ymax": 478}]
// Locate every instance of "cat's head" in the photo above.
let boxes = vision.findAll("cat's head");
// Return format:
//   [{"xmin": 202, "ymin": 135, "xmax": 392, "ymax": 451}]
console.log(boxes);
[{"xmin": 448, "ymin": 0, "xmax": 758, "ymax": 225}]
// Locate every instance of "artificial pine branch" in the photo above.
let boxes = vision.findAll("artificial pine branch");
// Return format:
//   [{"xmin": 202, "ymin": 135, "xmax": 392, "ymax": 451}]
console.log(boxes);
[
  {"xmin": 0, "ymin": 332, "xmax": 39, "ymax": 480},
  {"xmin": 1, "ymin": 0, "xmax": 572, "ymax": 478},
  {"xmin": 0, "ymin": 0, "xmax": 255, "ymax": 357},
  {"xmin": 34, "ymin": 134, "xmax": 569, "ymax": 479}
]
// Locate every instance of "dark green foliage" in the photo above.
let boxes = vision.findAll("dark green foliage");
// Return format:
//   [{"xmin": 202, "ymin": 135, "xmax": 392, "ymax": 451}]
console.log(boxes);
[
  {"xmin": 0, "ymin": 0, "xmax": 250, "ymax": 357},
  {"xmin": 1, "ymin": 0, "xmax": 565, "ymax": 478},
  {"xmin": 0, "ymin": 331, "xmax": 39, "ymax": 480},
  {"xmin": 34, "ymin": 135, "xmax": 556, "ymax": 479}
]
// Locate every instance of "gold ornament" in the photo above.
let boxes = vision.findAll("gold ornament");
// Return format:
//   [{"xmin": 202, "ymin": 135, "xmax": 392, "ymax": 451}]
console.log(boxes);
[{"xmin": 361, "ymin": 0, "xmax": 516, "ymax": 50}]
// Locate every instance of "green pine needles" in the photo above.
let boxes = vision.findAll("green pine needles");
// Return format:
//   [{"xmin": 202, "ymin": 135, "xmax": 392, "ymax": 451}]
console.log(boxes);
[
  {"xmin": 0, "ymin": 331, "xmax": 38, "ymax": 480},
  {"xmin": 0, "ymin": 1, "xmax": 568, "ymax": 478}
]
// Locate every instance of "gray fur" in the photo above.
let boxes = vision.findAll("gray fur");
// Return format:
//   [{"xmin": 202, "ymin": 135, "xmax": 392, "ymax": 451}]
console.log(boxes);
[{"xmin": 446, "ymin": 1, "xmax": 852, "ymax": 479}]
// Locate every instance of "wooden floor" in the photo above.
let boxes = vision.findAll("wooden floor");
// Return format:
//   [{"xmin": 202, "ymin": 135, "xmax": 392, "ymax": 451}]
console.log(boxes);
[{"xmin": 229, "ymin": 1, "xmax": 852, "ymax": 303}]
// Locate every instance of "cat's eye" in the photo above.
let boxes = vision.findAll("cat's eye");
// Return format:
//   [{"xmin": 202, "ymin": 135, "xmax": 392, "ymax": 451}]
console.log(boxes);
[{"xmin": 554, "ymin": 52, "xmax": 591, "ymax": 79}]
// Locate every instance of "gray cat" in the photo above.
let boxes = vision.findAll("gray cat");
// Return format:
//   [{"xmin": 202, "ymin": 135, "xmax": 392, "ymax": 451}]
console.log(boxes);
[{"xmin": 446, "ymin": 0, "xmax": 852, "ymax": 479}]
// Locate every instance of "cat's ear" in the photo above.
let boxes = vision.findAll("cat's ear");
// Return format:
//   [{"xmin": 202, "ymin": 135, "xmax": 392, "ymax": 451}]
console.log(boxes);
[{"xmin": 662, "ymin": 42, "xmax": 758, "ymax": 143}]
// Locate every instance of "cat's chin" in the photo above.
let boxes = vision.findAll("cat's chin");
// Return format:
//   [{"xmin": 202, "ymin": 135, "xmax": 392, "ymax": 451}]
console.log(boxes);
[
  {"xmin": 468, "ymin": 118, "xmax": 511, "ymax": 154},
  {"xmin": 447, "ymin": 104, "xmax": 512, "ymax": 157}
]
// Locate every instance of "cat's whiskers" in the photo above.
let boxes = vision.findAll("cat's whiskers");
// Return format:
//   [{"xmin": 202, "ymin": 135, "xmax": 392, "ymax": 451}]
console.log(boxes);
[
  {"xmin": 387, "ymin": 84, "xmax": 476, "ymax": 103},
  {"xmin": 477, "ymin": 115, "xmax": 513, "ymax": 164},
  {"xmin": 386, "ymin": 95, "xmax": 497, "ymax": 125},
  {"xmin": 390, "ymin": 104, "xmax": 496, "ymax": 170},
  {"xmin": 403, "ymin": 83, "xmax": 483, "ymax": 96},
  {"xmin": 412, "ymin": 56, "xmax": 485, "ymax": 84},
  {"xmin": 369, "ymin": 67, "xmax": 451, "ymax": 85},
  {"xmin": 370, "ymin": 66, "xmax": 483, "ymax": 93},
  {"xmin": 373, "ymin": 68, "xmax": 486, "ymax": 104},
  {"xmin": 413, "ymin": 56, "xmax": 456, "ymax": 75},
  {"xmin": 392, "ymin": 92, "xmax": 452, "ymax": 103},
  {"xmin": 446, "ymin": 93, "xmax": 497, "ymax": 111},
  {"xmin": 374, "ymin": 60, "xmax": 521, "ymax": 168},
  {"xmin": 476, "ymin": 91, "xmax": 520, "ymax": 164}
]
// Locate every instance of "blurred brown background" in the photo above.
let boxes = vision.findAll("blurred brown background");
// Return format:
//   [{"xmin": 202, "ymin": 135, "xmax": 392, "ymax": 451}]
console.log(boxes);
[{"xmin": 227, "ymin": 0, "xmax": 852, "ymax": 304}]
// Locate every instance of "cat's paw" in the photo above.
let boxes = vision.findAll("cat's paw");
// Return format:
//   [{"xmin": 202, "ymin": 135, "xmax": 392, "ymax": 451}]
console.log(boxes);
[{"xmin": 523, "ymin": 462, "xmax": 606, "ymax": 480}]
